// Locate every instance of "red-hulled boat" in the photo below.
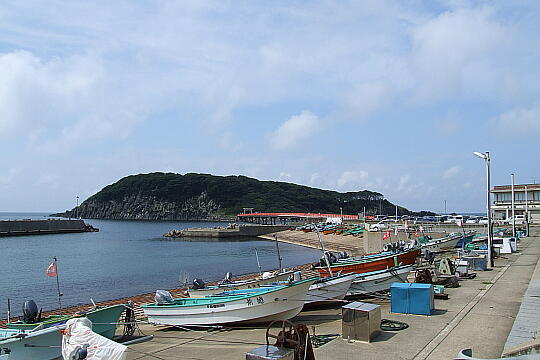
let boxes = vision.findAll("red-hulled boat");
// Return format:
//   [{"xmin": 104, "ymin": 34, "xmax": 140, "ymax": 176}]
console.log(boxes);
[{"xmin": 315, "ymin": 248, "xmax": 420, "ymax": 277}]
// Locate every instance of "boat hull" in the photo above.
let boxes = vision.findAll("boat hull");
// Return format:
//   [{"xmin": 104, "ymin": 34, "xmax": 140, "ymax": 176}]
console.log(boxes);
[
  {"xmin": 305, "ymin": 274, "xmax": 356, "ymax": 305},
  {"xmin": 143, "ymin": 279, "xmax": 316, "ymax": 326},
  {"xmin": 7, "ymin": 304, "xmax": 125, "ymax": 340},
  {"xmin": 0, "ymin": 327, "xmax": 63, "ymax": 360},
  {"xmin": 316, "ymin": 249, "xmax": 420, "ymax": 277},
  {"xmin": 188, "ymin": 271, "xmax": 293, "ymax": 298},
  {"xmin": 347, "ymin": 265, "xmax": 413, "ymax": 296}
]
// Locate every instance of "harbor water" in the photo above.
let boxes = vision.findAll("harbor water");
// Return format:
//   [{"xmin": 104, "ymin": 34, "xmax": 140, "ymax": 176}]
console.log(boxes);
[{"xmin": 0, "ymin": 213, "xmax": 321, "ymax": 317}]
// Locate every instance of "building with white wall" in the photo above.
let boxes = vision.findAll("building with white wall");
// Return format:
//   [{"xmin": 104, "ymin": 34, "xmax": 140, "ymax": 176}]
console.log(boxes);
[{"xmin": 492, "ymin": 183, "xmax": 540, "ymax": 223}]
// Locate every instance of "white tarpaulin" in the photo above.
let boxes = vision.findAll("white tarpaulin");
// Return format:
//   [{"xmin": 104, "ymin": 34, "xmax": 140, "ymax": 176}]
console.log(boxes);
[{"xmin": 62, "ymin": 318, "xmax": 127, "ymax": 360}]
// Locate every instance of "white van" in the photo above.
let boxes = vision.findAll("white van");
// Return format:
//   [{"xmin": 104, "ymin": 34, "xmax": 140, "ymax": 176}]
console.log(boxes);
[
  {"xmin": 444, "ymin": 215, "xmax": 464, "ymax": 224},
  {"xmin": 504, "ymin": 215, "xmax": 526, "ymax": 225}
]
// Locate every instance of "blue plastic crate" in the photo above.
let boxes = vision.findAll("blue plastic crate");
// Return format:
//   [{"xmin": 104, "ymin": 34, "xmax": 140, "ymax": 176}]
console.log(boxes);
[
  {"xmin": 409, "ymin": 283, "xmax": 434, "ymax": 315},
  {"xmin": 390, "ymin": 283, "xmax": 410, "ymax": 314}
]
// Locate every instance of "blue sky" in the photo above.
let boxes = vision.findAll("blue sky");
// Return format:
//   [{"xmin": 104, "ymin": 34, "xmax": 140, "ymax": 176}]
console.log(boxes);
[{"xmin": 0, "ymin": 1, "xmax": 539, "ymax": 213}]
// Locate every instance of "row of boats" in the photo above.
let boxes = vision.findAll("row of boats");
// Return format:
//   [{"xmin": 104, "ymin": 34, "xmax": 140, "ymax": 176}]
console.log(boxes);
[
  {"xmin": 295, "ymin": 223, "xmax": 365, "ymax": 236},
  {"xmin": 141, "ymin": 229, "xmax": 480, "ymax": 327}
]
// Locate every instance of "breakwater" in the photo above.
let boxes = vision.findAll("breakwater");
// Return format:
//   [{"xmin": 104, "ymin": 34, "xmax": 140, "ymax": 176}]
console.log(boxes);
[
  {"xmin": 164, "ymin": 224, "xmax": 290, "ymax": 238},
  {"xmin": 0, "ymin": 219, "xmax": 97, "ymax": 237}
]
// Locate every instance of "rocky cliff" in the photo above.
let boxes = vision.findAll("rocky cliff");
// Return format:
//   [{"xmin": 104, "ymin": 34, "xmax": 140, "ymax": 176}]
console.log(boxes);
[{"xmin": 55, "ymin": 192, "xmax": 222, "ymax": 220}]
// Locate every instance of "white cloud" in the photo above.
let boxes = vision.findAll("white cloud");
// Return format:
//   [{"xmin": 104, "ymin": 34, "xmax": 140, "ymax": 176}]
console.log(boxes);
[
  {"xmin": 0, "ymin": 168, "xmax": 19, "ymax": 186},
  {"xmin": 411, "ymin": 7, "xmax": 508, "ymax": 101},
  {"xmin": 435, "ymin": 113, "xmax": 460, "ymax": 135},
  {"xmin": 270, "ymin": 111, "xmax": 320, "ymax": 151},
  {"xmin": 397, "ymin": 175, "xmax": 410, "ymax": 191},
  {"xmin": 337, "ymin": 170, "xmax": 369, "ymax": 189},
  {"xmin": 443, "ymin": 165, "xmax": 462, "ymax": 179},
  {"xmin": 0, "ymin": 50, "xmax": 146, "ymax": 153},
  {"xmin": 279, "ymin": 172, "xmax": 292, "ymax": 179},
  {"xmin": 494, "ymin": 104, "xmax": 540, "ymax": 136}
]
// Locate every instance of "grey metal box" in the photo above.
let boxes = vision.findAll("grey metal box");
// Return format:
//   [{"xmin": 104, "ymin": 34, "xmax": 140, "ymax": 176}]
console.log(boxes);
[
  {"xmin": 342, "ymin": 301, "xmax": 381, "ymax": 342},
  {"xmin": 246, "ymin": 345, "xmax": 294, "ymax": 360}
]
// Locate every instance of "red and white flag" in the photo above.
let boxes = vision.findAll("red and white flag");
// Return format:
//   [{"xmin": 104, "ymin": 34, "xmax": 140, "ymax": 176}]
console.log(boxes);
[
  {"xmin": 414, "ymin": 231, "xmax": 419, "ymax": 237},
  {"xmin": 383, "ymin": 230, "xmax": 391, "ymax": 240},
  {"xmin": 46, "ymin": 261, "xmax": 57, "ymax": 277}
]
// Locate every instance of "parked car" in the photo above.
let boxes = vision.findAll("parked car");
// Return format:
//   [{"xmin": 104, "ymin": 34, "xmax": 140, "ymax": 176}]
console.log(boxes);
[
  {"xmin": 369, "ymin": 222, "xmax": 388, "ymax": 231},
  {"xmin": 478, "ymin": 217, "xmax": 489, "ymax": 225},
  {"xmin": 504, "ymin": 215, "xmax": 526, "ymax": 225},
  {"xmin": 466, "ymin": 216, "xmax": 479, "ymax": 224}
]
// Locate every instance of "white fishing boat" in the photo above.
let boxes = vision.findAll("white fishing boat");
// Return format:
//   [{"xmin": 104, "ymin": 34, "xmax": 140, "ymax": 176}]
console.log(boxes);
[
  {"xmin": 304, "ymin": 273, "xmax": 356, "ymax": 305},
  {"xmin": 0, "ymin": 326, "xmax": 63, "ymax": 360},
  {"xmin": 421, "ymin": 232, "xmax": 475, "ymax": 252},
  {"xmin": 142, "ymin": 277, "xmax": 317, "ymax": 326},
  {"xmin": 188, "ymin": 270, "xmax": 293, "ymax": 298},
  {"xmin": 347, "ymin": 265, "xmax": 413, "ymax": 296}
]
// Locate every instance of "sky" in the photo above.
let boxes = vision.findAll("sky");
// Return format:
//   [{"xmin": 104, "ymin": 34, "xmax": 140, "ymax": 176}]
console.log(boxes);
[{"xmin": 0, "ymin": 1, "xmax": 539, "ymax": 213}]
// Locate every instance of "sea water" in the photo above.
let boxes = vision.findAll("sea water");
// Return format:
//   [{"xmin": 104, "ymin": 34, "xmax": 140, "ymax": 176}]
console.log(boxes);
[{"xmin": 0, "ymin": 213, "xmax": 321, "ymax": 317}]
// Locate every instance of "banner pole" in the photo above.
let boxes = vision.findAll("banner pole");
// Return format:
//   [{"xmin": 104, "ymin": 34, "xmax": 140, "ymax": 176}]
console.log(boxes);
[{"xmin": 53, "ymin": 257, "xmax": 63, "ymax": 314}]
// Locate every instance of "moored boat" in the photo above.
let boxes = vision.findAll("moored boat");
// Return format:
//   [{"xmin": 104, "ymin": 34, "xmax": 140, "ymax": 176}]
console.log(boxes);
[
  {"xmin": 142, "ymin": 278, "xmax": 317, "ymax": 326},
  {"xmin": 315, "ymin": 247, "xmax": 420, "ymax": 277},
  {"xmin": 188, "ymin": 270, "xmax": 294, "ymax": 298},
  {"xmin": 346, "ymin": 265, "xmax": 414, "ymax": 296},
  {"xmin": 7, "ymin": 303, "xmax": 126, "ymax": 340},
  {"xmin": 305, "ymin": 273, "xmax": 356, "ymax": 305},
  {"xmin": 421, "ymin": 232, "xmax": 476, "ymax": 252},
  {"xmin": 0, "ymin": 326, "xmax": 63, "ymax": 360},
  {"xmin": 1, "ymin": 303, "xmax": 126, "ymax": 360}
]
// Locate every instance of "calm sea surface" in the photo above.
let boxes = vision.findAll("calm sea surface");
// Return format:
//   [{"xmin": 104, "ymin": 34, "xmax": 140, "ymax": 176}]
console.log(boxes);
[{"xmin": 0, "ymin": 213, "xmax": 321, "ymax": 317}]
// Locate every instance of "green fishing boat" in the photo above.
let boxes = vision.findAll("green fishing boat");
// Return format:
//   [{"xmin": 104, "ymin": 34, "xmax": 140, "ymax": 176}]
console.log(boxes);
[{"xmin": 7, "ymin": 302, "xmax": 126, "ymax": 339}]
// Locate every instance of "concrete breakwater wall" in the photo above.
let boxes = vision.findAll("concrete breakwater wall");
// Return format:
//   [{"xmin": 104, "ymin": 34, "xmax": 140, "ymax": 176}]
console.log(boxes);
[
  {"xmin": 164, "ymin": 224, "xmax": 290, "ymax": 238},
  {"xmin": 0, "ymin": 219, "xmax": 96, "ymax": 237}
]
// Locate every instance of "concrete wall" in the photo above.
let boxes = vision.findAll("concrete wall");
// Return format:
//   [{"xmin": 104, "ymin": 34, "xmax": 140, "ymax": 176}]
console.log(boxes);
[
  {"xmin": 175, "ymin": 225, "xmax": 291, "ymax": 238},
  {"xmin": 0, "ymin": 219, "xmax": 87, "ymax": 236}
]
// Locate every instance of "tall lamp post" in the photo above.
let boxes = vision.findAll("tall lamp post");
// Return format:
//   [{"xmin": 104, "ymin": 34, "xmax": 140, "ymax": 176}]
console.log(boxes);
[
  {"xmin": 511, "ymin": 173, "xmax": 516, "ymax": 238},
  {"xmin": 473, "ymin": 151, "xmax": 494, "ymax": 267},
  {"xmin": 76, "ymin": 196, "xmax": 79, "ymax": 219}
]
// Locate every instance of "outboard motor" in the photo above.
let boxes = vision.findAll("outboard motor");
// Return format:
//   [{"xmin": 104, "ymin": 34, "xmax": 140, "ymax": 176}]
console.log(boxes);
[
  {"xmin": 192, "ymin": 278, "xmax": 206, "ymax": 290},
  {"xmin": 222, "ymin": 272, "xmax": 233, "ymax": 284},
  {"xmin": 23, "ymin": 300, "xmax": 38, "ymax": 323},
  {"xmin": 154, "ymin": 290, "xmax": 174, "ymax": 305},
  {"xmin": 70, "ymin": 344, "xmax": 89, "ymax": 360}
]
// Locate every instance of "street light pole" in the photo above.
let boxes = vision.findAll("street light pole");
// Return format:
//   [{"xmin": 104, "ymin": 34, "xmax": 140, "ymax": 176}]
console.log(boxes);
[
  {"xmin": 511, "ymin": 173, "xmax": 516, "ymax": 238},
  {"xmin": 474, "ymin": 151, "xmax": 494, "ymax": 268},
  {"xmin": 525, "ymin": 185, "xmax": 529, "ymax": 236},
  {"xmin": 76, "ymin": 196, "xmax": 79, "ymax": 219}
]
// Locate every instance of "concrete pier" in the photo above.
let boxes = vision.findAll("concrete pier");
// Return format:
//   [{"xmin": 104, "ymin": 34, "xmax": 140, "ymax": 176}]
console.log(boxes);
[{"xmin": 164, "ymin": 224, "xmax": 290, "ymax": 238}]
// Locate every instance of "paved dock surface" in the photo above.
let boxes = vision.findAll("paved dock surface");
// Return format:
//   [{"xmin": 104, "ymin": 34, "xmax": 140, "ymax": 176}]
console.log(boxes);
[
  {"xmin": 259, "ymin": 230, "xmax": 366, "ymax": 255},
  {"xmin": 125, "ymin": 231, "xmax": 539, "ymax": 360}
]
